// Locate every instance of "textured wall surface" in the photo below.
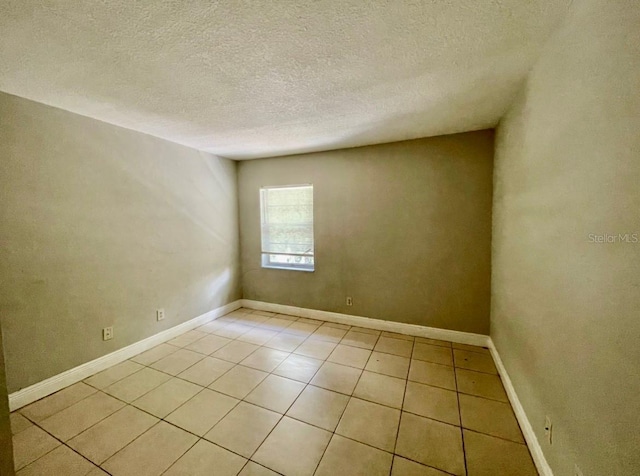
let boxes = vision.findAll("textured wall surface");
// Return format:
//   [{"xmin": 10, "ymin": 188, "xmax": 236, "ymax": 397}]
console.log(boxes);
[
  {"xmin": 492, "ymin": 1, "xmax": 640, "ymax": 474},
  {"xmin": 0, "ymin": 1, "xmax": 569, "ymax": 158},
  {"xmin": 0, "ymin": 93, "xmax": 241, "ymax": 393},
  {"xmin": 239, "ymin": 132, "xmax": 493, "ymax": 334}
]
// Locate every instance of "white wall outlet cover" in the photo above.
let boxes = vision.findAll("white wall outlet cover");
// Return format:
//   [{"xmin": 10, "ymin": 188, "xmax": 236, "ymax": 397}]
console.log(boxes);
[
  {"xmin": 157, "ymin": 309, "xmax": 165, "ymax": 321},
  {"xmin": 102, "ymin": 327, "xmax": 114, "ymax": 341},
  {"xmin": 346, "ymin": 297, "xmax": 353, "ymax": 306}
]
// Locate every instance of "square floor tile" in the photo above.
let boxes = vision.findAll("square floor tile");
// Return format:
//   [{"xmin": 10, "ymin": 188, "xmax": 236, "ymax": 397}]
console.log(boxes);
[
  {"xmin": 150, "ymin": 349, "xmax": 205, "ymax": 376},
  {"xmin": 237, "ymin": 328, "xmax": 279, "ymax": 346},
  {"xmin": 459, "ymin": 394, "xmax": 524, "ymax": 443},
  {"xmin": 102, "ymin": 421, "xmax": 197, "ymax": 476},
  {"xmin": 350, "ymin": 326, "xmax": 380, "ymax": 336},
  {"xmin": 258, "ymin": 317, "xmax": 295, "ymax": 332},
  {"xmin": 166, "ymin": 388, "xmax": 239, "ymax": 436},
  {"xmin": 374, "ymin": 336, "xmax": 413, "ymax": 357},
  {"xmin": 315, "ymin": 434, "xmax": 393, "ymax": 476},
  {"xmin": 264, "ymin": 332, "xmax": 306, "ymax": 352},
  {"xmin": 132, "ymin": 378, "xmax": 202, "ymax": 418},
  {"xmin": 365, "ymin": 352, "xmax": 410, "ymax": 378},
  {"xmin": 391, "ymin": 456, "xmax": 449, "ymax": 475},
  {"xmin": 87, "ymin": 468, "xmax": 110, "ymax": 476},
  {"xmin": 456, "ymin": 368, "xmax": 508, "ymax": 402},
  {"xmin": 415, "ymin": 337, "xmax": 452, "ymax": 348},
  {"xmin": 84, "ymin": 361, "xmax": 143, "ymax": 390},
  {"xmin": 452, "ymin": 342, "xmax": 490, "ymax": 354},
  {"xmin": 231, "ymin": 315, "xmax": 262, "ymax": 327},
  {"xmin": 10, "ymin": 412, "xmax": 33, "ymax": 435},
  {"xmin": 340, "ymin": 330, "xmax": 379, "ymax": 350},
  {"xmin": 413, "ymin": 343, "xmax": 453, "ymax": 366},
  {"xmin": 12, "ymin": 425, "xmax": 60, "ymax": 470},
  {"xmin": 463, "ymin": 429, "xmax": 537, "ymax": 476},
  {"xmin": 104, "ymin": 368, "xmax": 171, "ymax": 402},
  {"xmin": 40, "ymin": 392, "xmax": 125, "ymax": 441},
  {"xmin": 167, "ymin": 330, "xmax": 208, "ymax": 348},
  {"xmin": 253, "ymin": 417, "xmax": 331, "ymax": 476},
  {"xmin": 310, "ymin": 362, "xmax": 362, "ymax": 395},
  {"xmin": 17, "ymin": 444, "xmax": 96, "ymax": 476},
  {"xmin": 204, "ymin": 402, "xmax": 281, "ymax": 457},
  {"xmin": 164, "ymin": 439, "xmax": 247, "ymax": 476},
  {"xmin": 311, "ymin": 326, "xmax": 348, "ymax": 343},
  {"xmin": 336, "ymin": 397, "xmax": 400, "ymax": 451},
  {"xmin": 286, "ymin": 385, "xmax": 349, "ymax": 431},
  {"xmin": 327, "ymin": 344, "xmax": 371, "ymax": 369},
  {"xmin": 238, "ymin": 462, "xmax": 280, "ymax": 476},
  {"xmin": 185, "ymin": 334, "xmax": 232, "ymax": 355},
  {"xmin": 20, "ymin": 382, "xmax": 97, "ymax": 423},
  {"xmin": 251, "ymin": 310, "xmax": 276, "ymax": 317},
  {"xmin": 208, "ymin": 365, "xmax": 268, "ymax": 399},
  {"xmin": 272, "ymin": 354, "xmax": 323, "ymax": 383},
  {"xmin": 274, "ymin": 313, "xmax": 298, "ymax": 321},
  {"xmin": 240, "ymin": 347, "xmax": 290, "ymax": 372},
  {"xmin": 67, "ymin": 405, "xmax": 158, "ymax": 464},
  {"xmin": 320, "ymin": 321, "xmax": 350, "ymax": 330},
  {"xmin": 195, "ymin": 319, "xmax": 228, "ymax": 333},
  {"xmin": 244, "ymin": 374, "xmax": 306, "ymax": 413},
  {"xmin": 396, "ymin": 412, "xmax": 465, "ymax": 476},
  {"xmin": 408, "ymin": 360, "xmax": 456, "ymax": 390},
  {"xmin": 212, "ymin": 341, "xmax": 259, "ymax": 363},
  {"xmin": 282, "ymin": 321, "xmax": 319, "ymax": 337},
  {"xmin": 294, "ymin": 339, "xmax": 337, "ymax": 360},
  {"xmin": 453, "ymin": 349, "xmax": 497, "ymax": 374},
  {"xmin": 381, "ymin": 331, "xmax": 414, "ymax": 342},
  {"xmin": 403, "ymin": 381, "xmax": 460, "ymax": 425},
  {"xmin": 177, "ymin": 356, "xmax": 234, "ymax": 387},
  {"xmin": 130, "ymin": 344, "xmax": 178, "ymax": 366},
  {"xmin": 353, "ymin": 371, "xmax": 406, "ymax": 408},
  {"xmin": 213, "ymin": 322, "xmax": 254, "ymax": 339},
  {"xmin": 295, "ymin": 317, "xmax": 322, "ymax": 325}
]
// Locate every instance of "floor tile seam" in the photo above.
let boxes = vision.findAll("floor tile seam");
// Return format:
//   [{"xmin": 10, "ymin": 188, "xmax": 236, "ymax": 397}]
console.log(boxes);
[
  {"xmin": 452, "ymin": 352, "xmax": 469, "ymax": 476},
  {"xmin": 14, "ymin": 410, "xmax": 115, "ymax": 476},
  {"xmin": 17, "ymin": 384, "xmax": 102, "ymax": 424}
]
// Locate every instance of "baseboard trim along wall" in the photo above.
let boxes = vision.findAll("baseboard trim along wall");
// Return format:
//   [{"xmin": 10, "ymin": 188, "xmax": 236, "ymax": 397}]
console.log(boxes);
[
  {"xmin": 244, "ymin": 299, "xmax": 552, "ymax": 475},
  {"xmin": 242, "ymin": 299, "xmax": 491, "ymax": 347},
  {"xmin": 488, "ymin": 340, "xmax": 553, "ymax": 476},
  {"xmin": 9, "ymin": 296, "xmax": 552, "ymax": 476},
  {"xmin": 8, "ymin": 300, "xmax": 242, "ymax": 411}
]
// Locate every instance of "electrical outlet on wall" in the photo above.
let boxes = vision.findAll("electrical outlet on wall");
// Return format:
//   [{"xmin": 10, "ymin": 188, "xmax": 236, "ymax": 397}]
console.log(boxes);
[
  {"xmin": 346, "ymin": 297, "xmax": 353, "ymax": 306},
  {"xmin": 102, "ymin": 326, "xmax": 114, "ymax": 341},
  {"xmin": 544, "ymin": 416, "xmax": 553, "ymax": 445},
  {"xmin": 157, "ymin": 308, "xmax": 165, "ymax": 321}
]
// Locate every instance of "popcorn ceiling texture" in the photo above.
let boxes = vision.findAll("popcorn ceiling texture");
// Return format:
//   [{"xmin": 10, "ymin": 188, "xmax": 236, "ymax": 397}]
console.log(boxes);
[{"xmin": 0, "ymin": 1, "xmax": 570, "ymax": 159}]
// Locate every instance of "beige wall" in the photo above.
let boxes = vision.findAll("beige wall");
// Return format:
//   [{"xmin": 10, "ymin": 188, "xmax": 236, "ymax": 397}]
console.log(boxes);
[
  {"xmin": 492, "ymin": 1, "xmax": 640, "ymax": 475},
  {"xmin": 239, "ymin": 132, "xmax": 493, "ymax": 334},
  {"xmin": 0, "ymin": 93, "xmax": 241, "ymax": 393},
  {"xmin": 0, "ymin": 325, "xmax": 14, "ymax": 476}
]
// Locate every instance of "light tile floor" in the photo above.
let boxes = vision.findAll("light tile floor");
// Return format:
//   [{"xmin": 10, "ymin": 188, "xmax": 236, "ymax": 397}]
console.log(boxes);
[{"xmin": 11, "ymin": 308, "xmax": 538, "ymax": 475}]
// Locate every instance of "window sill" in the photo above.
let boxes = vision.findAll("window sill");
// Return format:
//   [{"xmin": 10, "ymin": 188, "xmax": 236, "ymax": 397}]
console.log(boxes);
[{"xmin": 261, "ymin": 265, "xmax": 315, "ymax": 272}]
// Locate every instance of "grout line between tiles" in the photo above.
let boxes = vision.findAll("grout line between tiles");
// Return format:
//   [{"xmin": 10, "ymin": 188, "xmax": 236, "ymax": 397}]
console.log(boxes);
[{"xmin": 12, "ymin": 307, "xmax": 511, "ymax": 476}]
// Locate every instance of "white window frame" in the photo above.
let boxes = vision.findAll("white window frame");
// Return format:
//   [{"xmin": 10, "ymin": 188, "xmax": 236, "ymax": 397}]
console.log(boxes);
[{"xmin": 260, "ymin": 184, "xmax": 315, "ymax": 272}]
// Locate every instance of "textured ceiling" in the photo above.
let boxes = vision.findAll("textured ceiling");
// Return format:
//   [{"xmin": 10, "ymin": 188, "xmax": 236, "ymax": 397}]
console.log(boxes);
[{"xmin": 0, "ymin": 1, "xmax": 570, "ymax": 159}]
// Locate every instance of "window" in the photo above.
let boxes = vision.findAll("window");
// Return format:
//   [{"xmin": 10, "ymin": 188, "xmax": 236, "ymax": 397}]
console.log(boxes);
[{"xmin": 260, "ymin": 184, "xmax": 314, "ymax": 271}]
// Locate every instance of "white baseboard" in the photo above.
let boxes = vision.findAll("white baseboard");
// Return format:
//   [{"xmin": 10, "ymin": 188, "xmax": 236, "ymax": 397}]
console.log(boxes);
[
  {"xmin": 9, "ymin": 300, "xmax": 241, "ymax": 411},
  {"xmin": 488, "ymin": 339, "xmax": 553, "ymax": 476},
  {"xmin": 241, "ymin": 299, "xmax": 490, "ymax": 347}
]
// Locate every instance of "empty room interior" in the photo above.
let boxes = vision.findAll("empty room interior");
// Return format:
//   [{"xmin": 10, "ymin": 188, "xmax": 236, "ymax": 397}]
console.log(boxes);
[{"xmin": 1, "ymin": 1, "xmax": 638, "ymax": 475}]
